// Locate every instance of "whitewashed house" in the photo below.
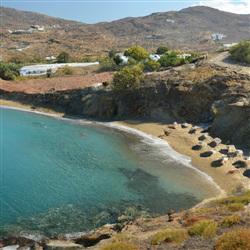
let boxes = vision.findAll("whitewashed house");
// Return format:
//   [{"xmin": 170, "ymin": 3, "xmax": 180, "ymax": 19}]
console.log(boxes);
[
  {"xmin": 212, "ymin": 34, "xmax": 226, "ymax": 40},
  {"xmin": 149, "ymin": 54, "xmax": 161, "ymax": 61}
]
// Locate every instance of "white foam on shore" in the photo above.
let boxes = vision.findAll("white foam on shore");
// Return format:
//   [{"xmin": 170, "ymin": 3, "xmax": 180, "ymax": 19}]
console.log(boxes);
[
  {"xmin": 101, "ymin": 122, "xmax": 222, "ymax": 191},
  {"xmin": 1, "ymin": 105, "xmax": 222, "ymax": 191}
]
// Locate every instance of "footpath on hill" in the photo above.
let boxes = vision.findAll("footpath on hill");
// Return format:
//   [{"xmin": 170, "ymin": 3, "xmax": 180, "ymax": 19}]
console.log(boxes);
[{"xmin": 208, "ymin": 51, "xmax": 250, "ymax": 75}]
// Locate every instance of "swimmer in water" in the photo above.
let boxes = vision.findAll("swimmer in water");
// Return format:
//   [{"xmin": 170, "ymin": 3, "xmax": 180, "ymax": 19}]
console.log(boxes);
[{"xmin": 78, "ymin": 133, "xmax": 87, "ymax": 137}]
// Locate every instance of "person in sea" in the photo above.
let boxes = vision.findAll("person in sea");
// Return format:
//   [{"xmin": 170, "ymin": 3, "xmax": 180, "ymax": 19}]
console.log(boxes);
[{"xmin": 78, "ymin": 133, "xmax": 87, "ymax": 137}]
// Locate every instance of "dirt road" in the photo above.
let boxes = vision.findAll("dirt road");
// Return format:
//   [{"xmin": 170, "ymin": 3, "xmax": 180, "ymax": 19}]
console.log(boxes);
[{"xmin": 208, "ymin": 51, "xmax": 250, "ymax": 75}]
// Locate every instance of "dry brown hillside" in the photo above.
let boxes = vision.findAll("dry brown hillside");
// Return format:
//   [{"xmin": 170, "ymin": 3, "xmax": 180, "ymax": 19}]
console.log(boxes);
[{"xmin": 1, "ymin": 6, "xmax": 249, "ymax": 61}]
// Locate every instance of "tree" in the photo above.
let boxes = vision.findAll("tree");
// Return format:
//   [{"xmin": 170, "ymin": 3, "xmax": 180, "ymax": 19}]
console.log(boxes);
[
  {"xmin": 143, "ymin": 60, "xmax": 161, "ymax": 72},
  {"xmin": 0, "ymin": 62, "xmax": 21, "ymax": 80},
  {"xmin": 124, "ymin": 46, "xmax": 149, "ymax": 61},
  {"xmin": 99, "ymin": 55, "xmax": 117, "ymax": 72},
  {"xmin": 156, "ymin": 46, "xmax": 170, "ymax": 55},
  {"xmin": 62, "ymin": 65, "xmax": 74, "ymax": 75},
  {"xmin": 108, "ymin": 48, "xmax": 117, "ymax": 58},
  {"xmin": 158, "ymin": 51, "xmax": 183, "ymax": 67},
  {"xmin": 113, "ymin": 55, "xmax": 123, "ymax": 65},
  {"xmin": 229, "ymin": 41, "xmax": 250, "ymax": 64},
  {"xmin": 57, "ymin": 51, "xmax": 70, "ymax": 63},
  {"xmin": 112, "ymin": 65, "xmax": 144, "ymax": 92}
]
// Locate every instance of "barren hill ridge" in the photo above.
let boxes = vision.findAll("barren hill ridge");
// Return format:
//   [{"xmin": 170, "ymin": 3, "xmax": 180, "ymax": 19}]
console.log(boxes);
[{"xmin": 1, "ymin": 5, "xmax": 249, "ymax": 59}]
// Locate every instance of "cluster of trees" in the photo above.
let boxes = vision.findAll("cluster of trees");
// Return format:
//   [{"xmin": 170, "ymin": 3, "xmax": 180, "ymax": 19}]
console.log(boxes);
[
  {"xmin": 110, "ymin": 45, "xmax": 200, "ymax": 92},
  {"xmin": 0, "ymin": 62, "xmax": 22, "ymax": 80},
  {"xmin": 229, "ymin": 41, "xmax": 250, "ymax": 64}
]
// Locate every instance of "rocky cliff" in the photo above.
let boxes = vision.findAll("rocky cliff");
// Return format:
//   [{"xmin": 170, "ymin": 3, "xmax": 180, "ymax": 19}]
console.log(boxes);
[{"xmin": 1, "ymin": 62, "xmax": 249, "ymax": 154}]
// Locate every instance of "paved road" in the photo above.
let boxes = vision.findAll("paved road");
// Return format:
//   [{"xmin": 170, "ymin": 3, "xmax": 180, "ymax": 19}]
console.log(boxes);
[{"xmin": 209, "ymin": 51, "xmax": 250, "ymax": 75}]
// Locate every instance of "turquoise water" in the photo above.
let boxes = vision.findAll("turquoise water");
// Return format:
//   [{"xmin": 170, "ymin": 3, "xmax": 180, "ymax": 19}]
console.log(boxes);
[{"xmin": 0, "ymin": 107, "xmax": 219, "ymax": 238}]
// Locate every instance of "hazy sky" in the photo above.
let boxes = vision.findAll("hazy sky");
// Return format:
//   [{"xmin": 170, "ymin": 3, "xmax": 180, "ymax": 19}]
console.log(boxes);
[{"xmin": 1, "ymin": 0, "xmax": 250, "ymax": 24}]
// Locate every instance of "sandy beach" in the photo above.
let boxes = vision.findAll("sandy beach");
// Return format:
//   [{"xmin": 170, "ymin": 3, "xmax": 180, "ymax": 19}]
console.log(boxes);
[{"xmin": 1, "ymin": 99, "xmax": 250, "ymax": 199}]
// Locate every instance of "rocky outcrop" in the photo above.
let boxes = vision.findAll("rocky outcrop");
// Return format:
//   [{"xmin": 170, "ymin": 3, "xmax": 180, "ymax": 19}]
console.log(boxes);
[{"xmin": 1, "ymin": 62, "xmax": 249, "ymax": 153}]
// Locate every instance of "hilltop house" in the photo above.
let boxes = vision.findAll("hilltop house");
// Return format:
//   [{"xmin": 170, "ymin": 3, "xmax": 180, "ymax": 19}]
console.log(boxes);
[
  {"xmin": 45, "ymin": 55, "xmax": 56, "ymax": 60},
  {"xmin": 212, "ymin": 33, "xmax": 226, "ymax": 40},
  {"xmin": 149, "ymin": 54, "xmax": 161, "ymax": 61},
  {"xmin": 166, "ymin": 19, "xmax": 174, "ymax": 23}
]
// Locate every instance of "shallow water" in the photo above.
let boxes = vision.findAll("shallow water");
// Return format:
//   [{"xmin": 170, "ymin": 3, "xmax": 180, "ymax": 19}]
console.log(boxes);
[{"xmin": 0, "ymin": 107, "xmax": 219, "ymax": 238}]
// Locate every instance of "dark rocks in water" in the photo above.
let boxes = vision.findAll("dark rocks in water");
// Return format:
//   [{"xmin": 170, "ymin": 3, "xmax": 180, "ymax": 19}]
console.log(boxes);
[
  {"xmin": 200, "ymin": 151, "xmax": 214, "ymax": 157},
  {"xmin": 0, "ymin": 237, "xmax": 35, "ymax": 248},
  {"xmin": 243, "ymin": 169, "xmax": 250, "ymax": 178},
  {"xmin": 233, "ymin": 161, "xmax": 247, "ymax": 169}
]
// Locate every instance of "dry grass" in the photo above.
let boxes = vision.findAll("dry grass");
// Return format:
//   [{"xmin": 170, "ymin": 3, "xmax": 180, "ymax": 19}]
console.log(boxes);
[
  {"xmin": 188, "ymin": 220, "xmax": 218, "ymax": 238},
  {"xmin": 151, "ymin": 228, "xmax": 189, "ymax": 245},
  {"xmin": 219, "ymin": 215, "xmax": 242, "ymax": 227},
  {"xmin": 183, "ymin": 215, "xmax": 209, "ymax": 227},
  {"xmin": 214, "ymin": 228, "xmax": 250, "ymax": 250}
]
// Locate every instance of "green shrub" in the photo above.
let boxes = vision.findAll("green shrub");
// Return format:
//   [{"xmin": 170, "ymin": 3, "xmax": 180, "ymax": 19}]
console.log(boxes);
[
  {"xmin": 100, "ymin": 241, "xmax": 140, "ymax": 250},
  {"xmin": 183, "ymin": 215, "xmax": 209, "ymax": 227},
  {"xmin": 62, "ymin": 65, "xmax": 74, "ymax": 75},
  {"xmin": 57, "ymin": 51, "xmax": 70, "ymax": 63},
  {"xmin": 229, "ymin": 41, "xmax": 250, "ymax": 64},
  {"xmin": 188, "ymin": 220, "xmax": 218, "ymax": 238},
  {"xmin": 112, "ymin": 65, "xmax": 144, "ymax": 92},
  {"xmin": 214, "ymin": 228, "xmax": 250, "ymax": 250},
  {"xmin": 226, "ymin": 203, "xmax": 245, "ymax": 212},
  {"xmin": 156, "ymin": 46, "xmax": 170, "ymax": 55},
  {"xmin": 124, "ymin": 46, "xmax": 149, "ymax": 61},
  {"xmin": 193, "ymin": 207, "xmax": 217, "ymax": 213},
  {"xmin": 142, "ymin": 60, "xmax": 161, "ymax": 72},
  {"xmin": 244, "ymin": 190, "xmax": 250, "ymax": 197},
  {"xmin": 0, "ymin": 62, "xmax": 22, "ymax": 80},
  {"xmin": 112, "ymin": 233, "xmax": 137, "ymax": 242},
  {"xmin": 213, "ymin": 196, "xmax": 250, "ymax": 206},
  {"xmin": 220, "ymin": 215, "xmax": 241, "ymax": 227},
  {"xmin": 99, "ymin": 56, "xmax": 118, "ymax": 72},
  {"xmin": 151, "ymin": 228, "xmax": 189, "ymax": 245},
  {"xmin": 158, "ymin": 51, "xmax": 185, "ymax": 67}
]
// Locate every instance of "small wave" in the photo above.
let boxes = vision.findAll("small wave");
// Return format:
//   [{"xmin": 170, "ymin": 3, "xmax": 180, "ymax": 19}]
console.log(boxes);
[{"xmin": 100, "ymin": 122, "xmax": 222, "ymax": 192}]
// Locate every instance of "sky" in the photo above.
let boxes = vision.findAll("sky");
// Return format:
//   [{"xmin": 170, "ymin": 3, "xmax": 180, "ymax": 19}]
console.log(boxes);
[{"xmin": 1, "ymin": 0, "xmax": 250, "ymax": 24}]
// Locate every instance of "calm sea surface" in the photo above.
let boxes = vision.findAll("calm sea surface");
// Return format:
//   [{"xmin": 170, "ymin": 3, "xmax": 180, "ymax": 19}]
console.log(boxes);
[{"xmin": 0, "ymin": 107, "xmax": 219, "ymax": 238}]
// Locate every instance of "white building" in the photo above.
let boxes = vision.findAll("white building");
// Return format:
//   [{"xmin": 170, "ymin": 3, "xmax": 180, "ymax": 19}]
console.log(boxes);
[
  {"xmin": 166, "ymin": 19, "xmax": 174, "ymax": 23},
  {"xmin": 45, "ymin": 55, "xmax": 56, "ymax": 60},
  {"xmin": 149, "ymin": 54, "xmax": 161, "ymax": 61},
  {"xmin": 223, "ymin": 43, "xmax": 238, "ymax": 48},
  {"xmin": 212, "ymin": 34, "xmax": 226, "ymax": 40},
  {"xmin": 20, "ymin": 62, "xmax": 99, "ymax": 76}
]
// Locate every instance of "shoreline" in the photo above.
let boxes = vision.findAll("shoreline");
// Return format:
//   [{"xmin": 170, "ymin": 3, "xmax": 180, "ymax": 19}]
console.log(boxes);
[{"xmin": 1, "ymin": 100, "xmax": 250, "ymax": 198}]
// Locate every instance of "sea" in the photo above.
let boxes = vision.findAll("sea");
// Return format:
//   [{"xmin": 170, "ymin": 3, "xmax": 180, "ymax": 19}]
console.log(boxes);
[{"xmin": 0, "ymin": 106, "xmax": 220, "ymax": 239}]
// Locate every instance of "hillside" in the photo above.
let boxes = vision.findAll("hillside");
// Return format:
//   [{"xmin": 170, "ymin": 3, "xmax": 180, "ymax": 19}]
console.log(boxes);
[{"xmin": 1, "ymin": 6, "xmax": 249, "ymax": 61}]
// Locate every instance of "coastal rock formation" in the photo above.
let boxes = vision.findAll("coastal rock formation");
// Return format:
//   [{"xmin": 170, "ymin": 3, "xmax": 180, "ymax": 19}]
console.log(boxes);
[{"xmin": 1, "ymin": 62, "xmax": 250, "ymax": 153}]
